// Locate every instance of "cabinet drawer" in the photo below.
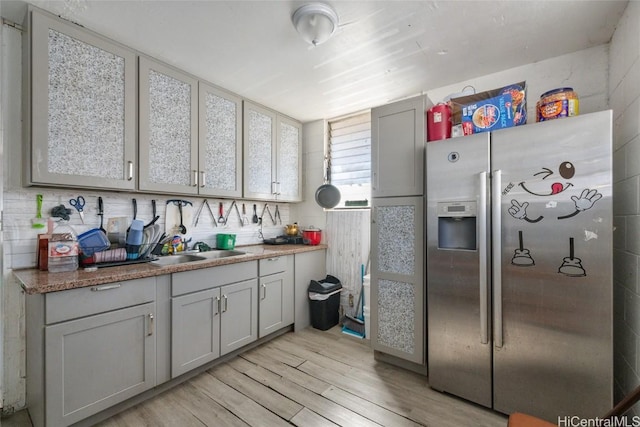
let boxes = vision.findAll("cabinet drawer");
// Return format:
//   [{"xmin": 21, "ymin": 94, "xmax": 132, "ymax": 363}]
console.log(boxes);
[
  {"xmin": 45, "ymin": 277, "xmax": 156, "ymax": 324},
  {"xmin": 259, "ymin": 256, "xmax": 287, "ymax": 276},
  {"xmin": 172, "ymin": 261, "xmax": 258, "ymax": 296}
]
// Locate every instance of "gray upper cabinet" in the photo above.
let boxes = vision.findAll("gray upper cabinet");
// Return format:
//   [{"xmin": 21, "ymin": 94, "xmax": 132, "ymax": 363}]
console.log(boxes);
[
  {"xmin": 277, "ymin": 116, "xmax": 302, "ymax": 202},
  {"xmin": 199, "ymin": 82, "xmax": 243, "ymax": 197},
  {"xmin": 244, "ymin": 101, "xmax": 302, "ymax": 201},
  {"xmin": 27, "ymin": 8, "xmax": 137, "ymax": 190},
  {"xmin": 138, "ymin": 57, "xmax": 199, "ymax": 194},
  {"xmin": 371, "ymin": 95, "xmax": 428, "ymax": 197}
]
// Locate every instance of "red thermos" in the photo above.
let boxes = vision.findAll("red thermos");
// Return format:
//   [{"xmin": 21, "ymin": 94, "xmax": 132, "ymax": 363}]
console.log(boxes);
[{"xmin": 427, "ymin": 103, "xmax": 452, "ymax": 142}]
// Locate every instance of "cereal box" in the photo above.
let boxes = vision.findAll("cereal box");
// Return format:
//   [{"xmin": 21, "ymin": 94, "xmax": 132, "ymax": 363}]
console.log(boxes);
[{"xmin": 461, "ymin": 93, "xmax": 514, "ymax": 135}]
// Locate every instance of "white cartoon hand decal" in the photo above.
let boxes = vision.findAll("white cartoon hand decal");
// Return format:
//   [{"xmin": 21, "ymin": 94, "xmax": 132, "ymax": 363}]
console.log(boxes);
[
  {"xmin": 508, "ymin": 200, "xmax": 529, "ymax": 220},
  {"xmin": 571, "ymin": 189, "xmax": 602, "ymax": 212}
]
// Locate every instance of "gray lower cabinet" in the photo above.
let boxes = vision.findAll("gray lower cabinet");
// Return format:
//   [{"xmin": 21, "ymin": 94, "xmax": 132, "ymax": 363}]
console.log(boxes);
[
  {"xmin": 171, "ymin": 287, "xmax": 221, "ymax": 377},
  {"xmin": 170, "ymin": 261, "xmax": 258, "ymax": 378},
  {"xmin": 258, "ymin": 256, "xmax": 294, "ymax": 338},
  {"xmin": 26, "ymin": 277, "xmax": 158, "ymax": 427},
  {"xmin": 220, "ymin": 279, "xmax": 259, "ymax": 354},
  {"xmin": 45, "ymin": 303, "xmax": 156, "ymax": 426}
]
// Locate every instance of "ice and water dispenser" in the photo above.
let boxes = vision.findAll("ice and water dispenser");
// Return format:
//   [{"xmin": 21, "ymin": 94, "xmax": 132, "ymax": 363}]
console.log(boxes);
[{"xmin": 437, "ymin": 201, "xmax": 477, "ymax": 251}]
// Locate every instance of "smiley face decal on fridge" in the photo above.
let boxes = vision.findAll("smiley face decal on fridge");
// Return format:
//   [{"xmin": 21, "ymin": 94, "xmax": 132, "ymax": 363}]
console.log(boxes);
[{"xmin": 504, "ymin": 160, "xmax": 600, "ymax": 277}]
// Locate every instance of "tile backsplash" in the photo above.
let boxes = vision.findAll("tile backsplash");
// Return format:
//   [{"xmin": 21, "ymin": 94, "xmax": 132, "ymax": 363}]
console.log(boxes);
[{"xmin": 4, "ymin": 188, "xmax": 291, "ymax": 270}]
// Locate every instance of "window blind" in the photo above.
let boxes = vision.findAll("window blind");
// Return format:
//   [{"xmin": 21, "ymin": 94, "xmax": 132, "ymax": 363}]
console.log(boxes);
[{"xmin": 329, "ymin": 111, "xmax": 371, "ymax": 186}]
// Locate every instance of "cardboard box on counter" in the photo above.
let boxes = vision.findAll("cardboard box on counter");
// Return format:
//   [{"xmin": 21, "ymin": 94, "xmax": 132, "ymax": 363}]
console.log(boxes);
[{"xmin": 450, "ymin": 81, "xmax": 527, "ymax": 135}]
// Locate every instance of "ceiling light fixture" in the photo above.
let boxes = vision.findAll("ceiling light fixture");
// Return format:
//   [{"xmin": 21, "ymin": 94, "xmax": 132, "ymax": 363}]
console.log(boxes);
[{"xmin": 292, "ymin": 3, "xmax": 339, "ymax": 47}]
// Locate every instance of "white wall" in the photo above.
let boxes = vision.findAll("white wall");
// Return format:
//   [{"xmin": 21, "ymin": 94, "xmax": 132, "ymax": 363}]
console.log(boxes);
[
  {"xmin": 426, "ymin": 44, "xmax": 609, "ymax": 122},
  {"xmin": 609, "ymin": 0, "xmax": 640, "ymax": 414}
]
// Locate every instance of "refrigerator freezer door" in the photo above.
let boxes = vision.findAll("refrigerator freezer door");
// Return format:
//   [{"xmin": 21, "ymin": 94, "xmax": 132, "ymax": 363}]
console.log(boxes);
[
  {"xmin": 426, "ymin": 133, "xmax": 492, "ymax": 407},
  {"xmin": 491, "ymin": 111, "xmax": 613, "ymax": 421}
]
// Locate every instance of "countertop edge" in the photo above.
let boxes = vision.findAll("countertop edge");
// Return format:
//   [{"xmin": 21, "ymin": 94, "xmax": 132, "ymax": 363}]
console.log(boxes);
[{"xmin": 15, "ymin": 244, "xmax": 327, "ymax": 295}]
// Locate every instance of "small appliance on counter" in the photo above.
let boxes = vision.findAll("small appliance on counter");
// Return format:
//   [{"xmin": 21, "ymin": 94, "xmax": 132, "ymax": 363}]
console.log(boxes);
[{"xmin": 263, "ymin": 235, "xmax": 305, "ymax": 245}]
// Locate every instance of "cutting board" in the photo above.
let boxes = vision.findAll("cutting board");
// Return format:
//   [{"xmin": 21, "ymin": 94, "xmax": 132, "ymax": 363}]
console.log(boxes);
[{"xmin": 165, "ymin": 200, "xmax": 194, "ymax": 240}]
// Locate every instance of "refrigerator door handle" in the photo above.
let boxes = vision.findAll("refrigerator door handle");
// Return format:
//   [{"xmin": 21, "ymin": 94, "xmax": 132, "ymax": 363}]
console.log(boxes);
[
  {"xmin": 479, "ymin": 171, "xmax": 489, "ymax": 345},
  {"xmin": 492, "ymin": 169, "xmax": 503, "ymax": 348}
]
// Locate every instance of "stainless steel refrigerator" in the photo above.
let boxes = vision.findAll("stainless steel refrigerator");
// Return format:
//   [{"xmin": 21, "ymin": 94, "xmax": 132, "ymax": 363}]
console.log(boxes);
[{"xmin": 426, "ymin": 110, "xmax": 612, "ymax": 422}]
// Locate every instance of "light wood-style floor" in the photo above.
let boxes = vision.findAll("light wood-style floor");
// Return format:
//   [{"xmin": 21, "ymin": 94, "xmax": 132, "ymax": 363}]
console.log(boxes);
[{"xmin": 3, "ymin": 327, "xmax": 507, "ymax": 427}]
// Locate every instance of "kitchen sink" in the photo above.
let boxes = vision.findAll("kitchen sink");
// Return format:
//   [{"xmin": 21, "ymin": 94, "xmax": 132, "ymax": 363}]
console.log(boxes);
[
  {"xmin": 150, "ymin": 254, "xmax": 207, "ymax": 266},
  {"xmin": 150, "ymin": 250, "xmax": 246, "ymax": 267},
  {"xmin": 195, "ymin": 250, "xmax": 246, "ymax": 259}
]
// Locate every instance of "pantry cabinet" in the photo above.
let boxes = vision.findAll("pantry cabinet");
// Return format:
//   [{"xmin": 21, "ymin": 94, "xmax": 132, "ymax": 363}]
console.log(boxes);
[
  {"xmin": 243, "ymin": 101, "xmax": 302, "ymax": 201},
  {"xmin": 370, "ymin": 196, "xmax": 425, "ymax": 365},
  {"xmin": 27, "ymin": 8, "xmax": 137, "ymax": 190},
  {"xmin": 258, "ymin": 256, "xmax": 294, "ymax": 337},
  {"xmin": 371, "ymin": 95, "xmax": 428, "ymax": 197},
  {"xmin": 26, "ymin": 277, "xmax": 158, "ymax": 427},
  {"xmin": 138, "ymin": 57, "xmax": 199, "ymax": 194}
]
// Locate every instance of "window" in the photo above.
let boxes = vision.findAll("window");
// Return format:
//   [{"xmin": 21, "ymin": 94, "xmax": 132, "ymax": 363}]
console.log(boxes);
[{"xmin": 328, "ymin": 111, "xmax": 371, "ymax": 208}]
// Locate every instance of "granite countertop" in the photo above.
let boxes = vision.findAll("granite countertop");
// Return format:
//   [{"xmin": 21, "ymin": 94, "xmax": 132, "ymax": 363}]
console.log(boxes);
[{"xmin": 15, "ymin": 244, "xmax": 327, "ymax": 295}]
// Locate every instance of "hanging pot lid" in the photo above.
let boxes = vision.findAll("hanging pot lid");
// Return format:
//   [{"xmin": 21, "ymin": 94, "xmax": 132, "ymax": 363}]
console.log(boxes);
[{"xmin": 315, "ymin": 155, "xmax": 341, "ymax": 208}]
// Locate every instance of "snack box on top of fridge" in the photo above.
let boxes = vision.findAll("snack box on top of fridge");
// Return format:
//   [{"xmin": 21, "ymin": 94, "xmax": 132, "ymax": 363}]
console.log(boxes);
[
  {"xmin": 449, "ymin": 81, "xmax": 527, "ymax": 131},
  {"xmin": 461, "ymin": 93, "xmax": 514, "ymax": 135}
]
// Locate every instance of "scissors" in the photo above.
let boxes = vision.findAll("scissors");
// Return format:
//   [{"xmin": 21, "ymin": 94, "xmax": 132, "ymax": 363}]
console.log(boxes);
[{"xmin": 69, "ymin": 196, "xmax": 86, "ymax": 224}]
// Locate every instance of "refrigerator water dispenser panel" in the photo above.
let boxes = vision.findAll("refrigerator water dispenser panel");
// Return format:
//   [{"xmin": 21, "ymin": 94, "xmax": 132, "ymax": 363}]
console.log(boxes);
[{"xmin": 437, "ymin": 201, "xmax": 477, "ymax": 250}]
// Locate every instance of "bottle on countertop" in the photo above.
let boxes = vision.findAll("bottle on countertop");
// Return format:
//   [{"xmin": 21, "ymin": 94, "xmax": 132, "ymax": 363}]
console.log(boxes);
[{"xmin": 48, "ymin": 222, "xmax": 79, "ymax": 273}]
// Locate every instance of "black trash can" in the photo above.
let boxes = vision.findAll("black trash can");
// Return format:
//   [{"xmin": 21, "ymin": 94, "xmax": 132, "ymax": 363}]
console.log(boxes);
[{"xmin": 308, "ymin": 275, "xmax": 342, "ymax": 331}]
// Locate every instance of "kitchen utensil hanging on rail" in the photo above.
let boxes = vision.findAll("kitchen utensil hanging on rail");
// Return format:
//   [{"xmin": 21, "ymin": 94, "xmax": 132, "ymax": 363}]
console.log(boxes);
[{"xmin": 315, "ymin": 155, "xmax": 340, "ymax": 209}]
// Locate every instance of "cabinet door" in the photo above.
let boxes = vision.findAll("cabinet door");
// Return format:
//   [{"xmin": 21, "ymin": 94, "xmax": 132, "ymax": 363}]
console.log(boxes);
[
  {"xmin": 45, "ymin": 302, "xmax": 156, "ymax": 426},
  {"xmin": 139, "ymin": 57, "xmax": 198, "ymax": 194},
  {"xmin": 198, "ymin": 82, "xmax": 243, "ymax": 197},
  {"xmin": 276, "ymin": 116, "xmax": 302, "ymax": 202},
  {"xmin": 370, "ymin": 196, "xmax": 425, "ymax": 364},
  {"xmin": 371, "ymin": 96, "xmax": 427, "ymax": 197},
  {"xmin": 244, "ymin": 101, "xmax": 277, "ymax": 200},
  {"xmin": 171, "ymin": 288, "xmax": 221, "ymax": 378},
  {"xmin": 220, "ymin": 279, "xmax": 258, "ymax": 355},
  {"xmin": 29, "ymin": 9, "xmax": 136, "ymax": 190},
  {"xmin": 259, "ymin": 271, "xmax": 294, "ymax": 338}
]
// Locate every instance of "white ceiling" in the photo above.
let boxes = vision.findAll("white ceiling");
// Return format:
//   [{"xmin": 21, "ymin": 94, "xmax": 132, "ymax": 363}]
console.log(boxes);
[{"xmin": 2, "ymin": 0, "xmax": 629, "ymax": 123}]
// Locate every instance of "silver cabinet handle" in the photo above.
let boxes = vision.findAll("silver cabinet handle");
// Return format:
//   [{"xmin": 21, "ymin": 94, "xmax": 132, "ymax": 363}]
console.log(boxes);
[
  {"xmin": 492, "ymin": 169, "xmax": 503, "ymax": 348},
  {"xmin": 222, "ymin": 295, "xmax": 228, "ymax": 313},
  {"xmin": 276, "ymin": 181, "xmax": 281, "ymax": 195},
  {"xmin": 148, "ymin": 313, "xmax": 154, "ymax": 336},
  {"xmin": 271, "ymin": 181, "xmax": 277, "ymax": 195},
  {"xmin": 261, "ymin": 283, "xmax": 267, "ymax": 300},
  {"xmin": 478, "ymin": 171, "xmax": 489, "ymax": 345},
  {"xmin": 200, "ymin": 171, "xmax": 206, "ymax": 188},
  {"xmin": 91, "ymin": 284, "xmax": 121, "ymax": 292},
  {"xmin": 214, "ymin": 296, "xmax": 220, "ymax": 316},
  {"xmin": 127, "ymin": 161, "xmax": 134, "ymax": 181},
  {"xmin": 193, "ymin": 170, "xmax": 198, "ymax": 187},
  {"xmin": 266, "ymin": 257, "xmax": 280, "ymax": 262}
]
